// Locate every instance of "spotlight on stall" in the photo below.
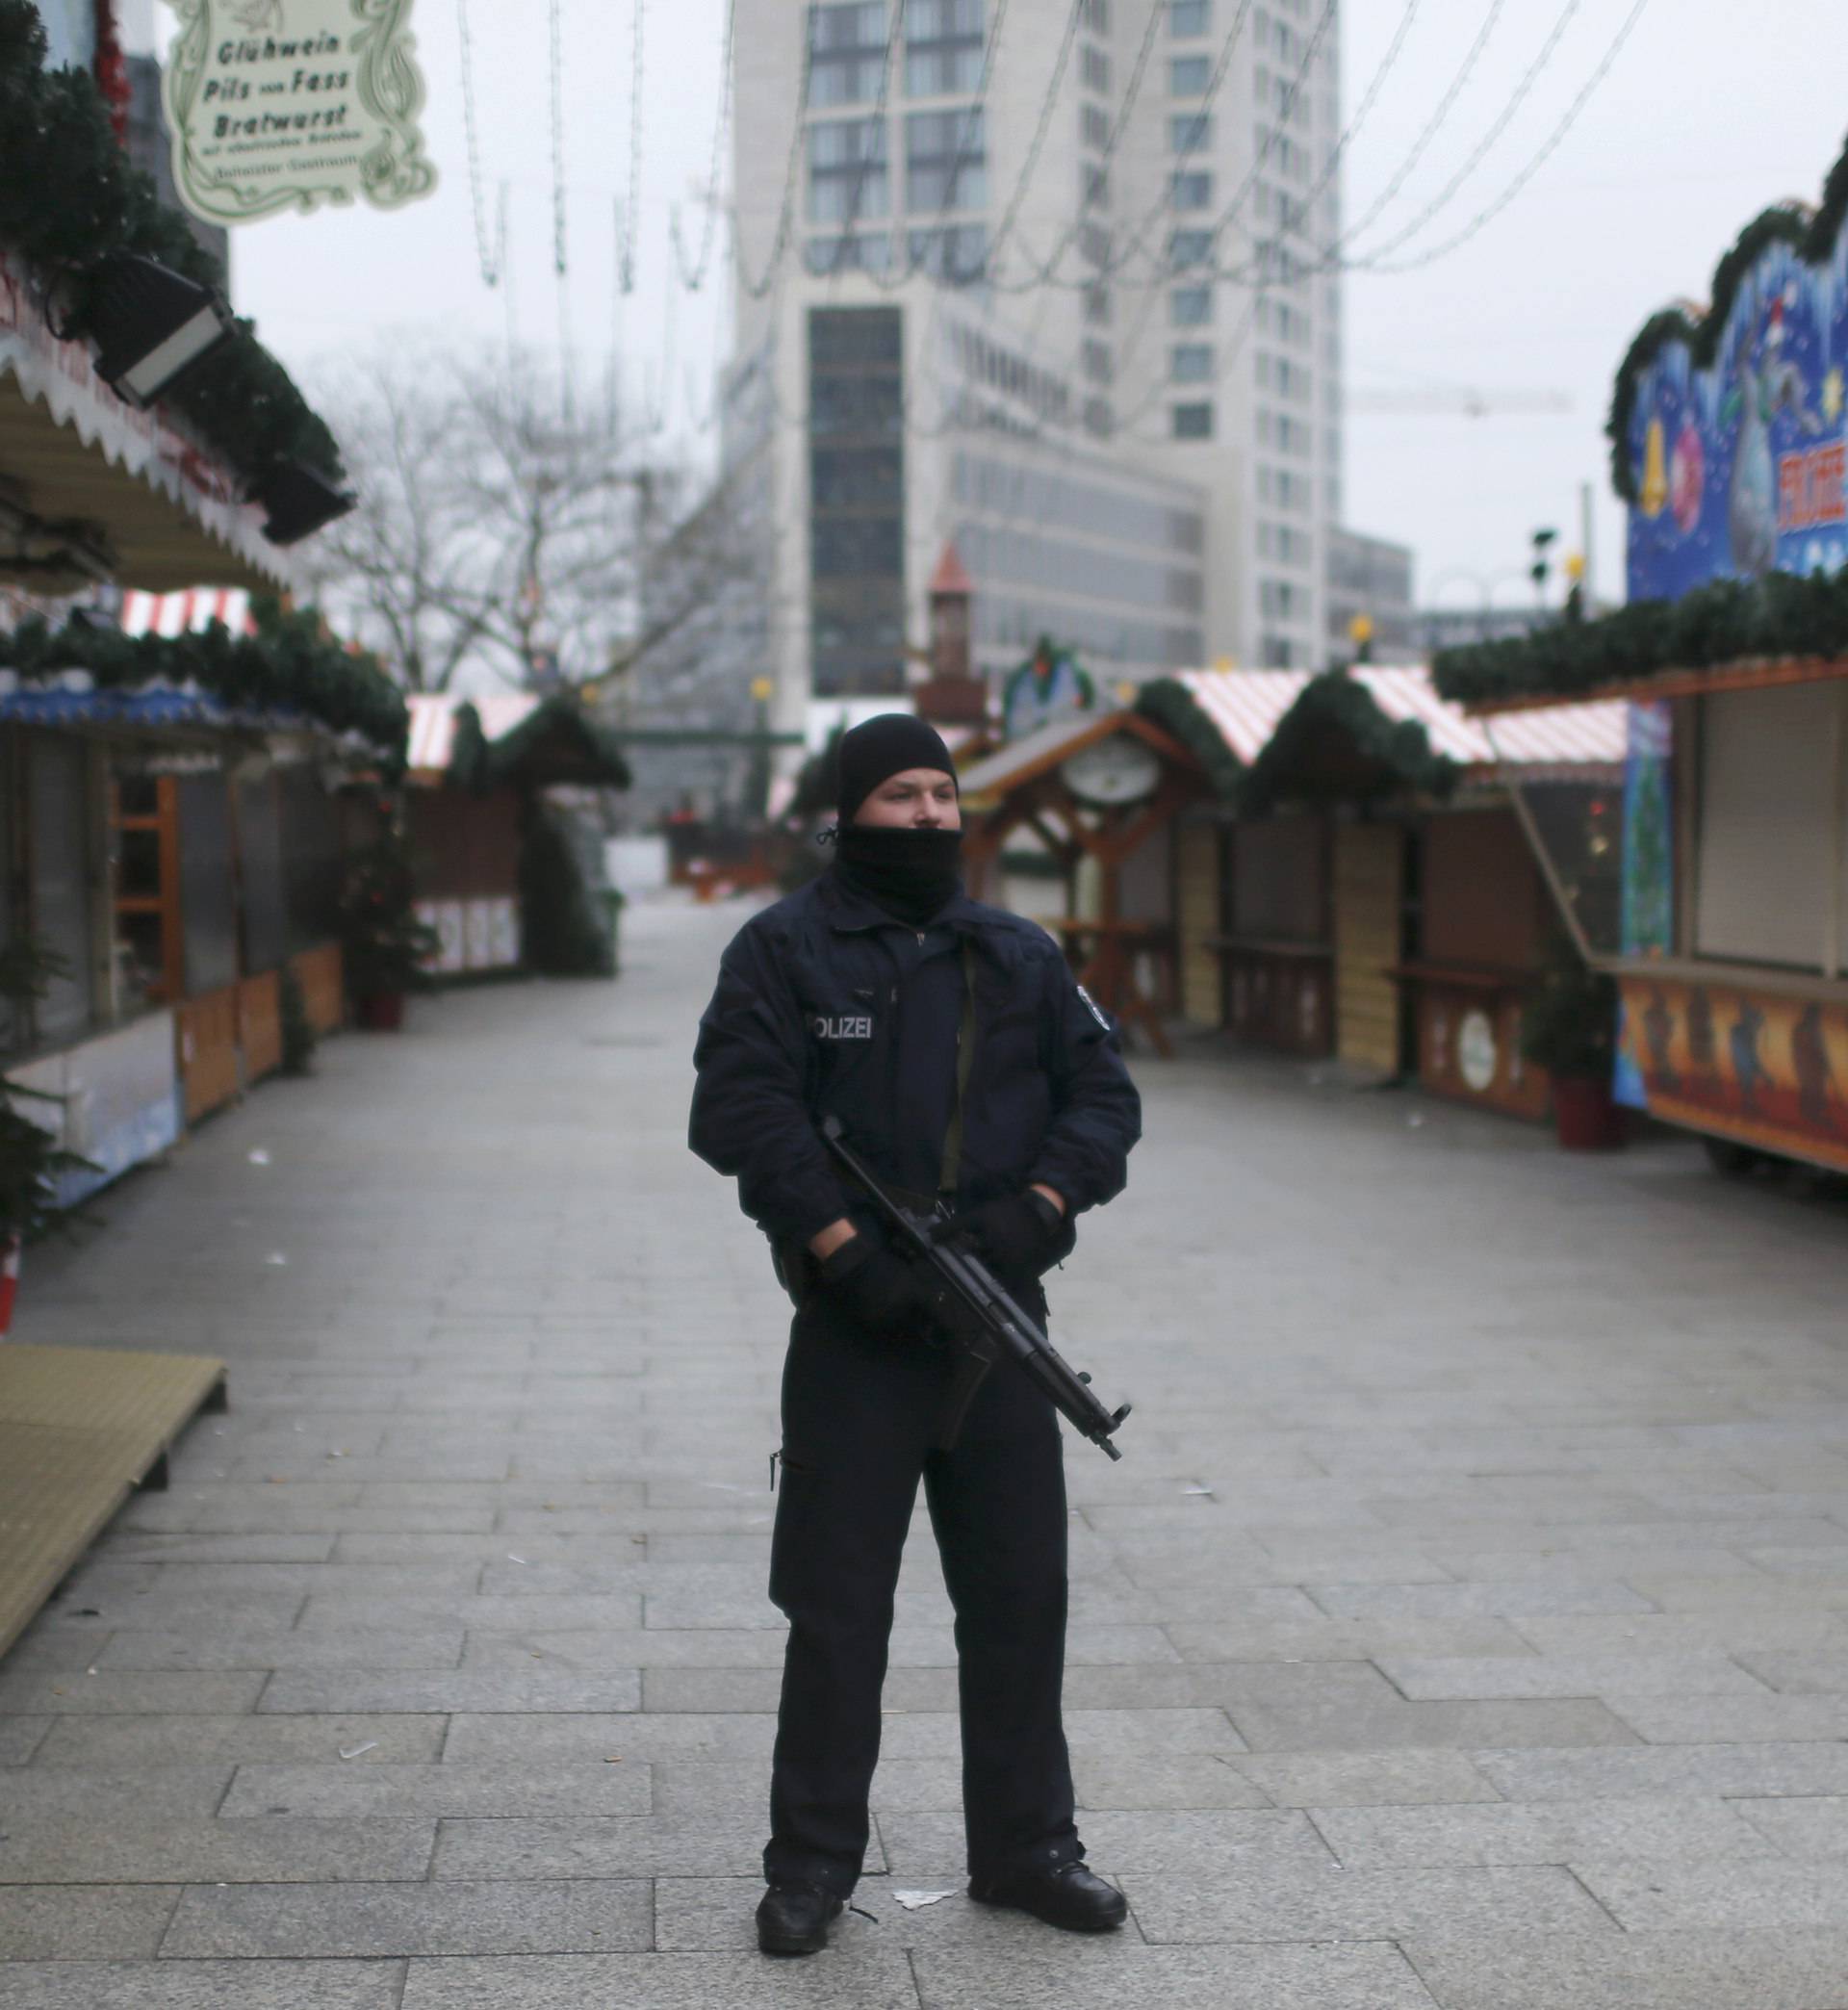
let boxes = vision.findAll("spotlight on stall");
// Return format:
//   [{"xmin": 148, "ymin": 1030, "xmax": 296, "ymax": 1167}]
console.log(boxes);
[{"xmin": 87, "ymin": 252, "xmax": 234, "ymax": 409}]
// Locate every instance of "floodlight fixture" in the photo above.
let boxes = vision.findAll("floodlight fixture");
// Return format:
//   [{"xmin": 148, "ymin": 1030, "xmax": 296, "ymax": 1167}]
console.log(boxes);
[
  {"xmin": 88, "ymin": 252, "xmax": 234, "ymax": 409},
  {"xmin": 253, "ymin": 459, "xmax": 356, "ymax": 546}
]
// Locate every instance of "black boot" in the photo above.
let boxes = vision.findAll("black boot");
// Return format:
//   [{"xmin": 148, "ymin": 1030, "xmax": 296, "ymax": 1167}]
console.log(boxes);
[
  {"xmin": 756, "ymin": 1880, "xmax": 844, "ymax": 1956},
  {"xmin": 969, "ymin": 1861, "xmax": 1127, "ymax": 1932}
]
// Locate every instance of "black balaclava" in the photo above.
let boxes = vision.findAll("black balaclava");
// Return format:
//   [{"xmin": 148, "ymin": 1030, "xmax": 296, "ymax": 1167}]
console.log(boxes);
[{"xmin": 829, "ymin": 713, "xmax": 963, "ymax": 926}]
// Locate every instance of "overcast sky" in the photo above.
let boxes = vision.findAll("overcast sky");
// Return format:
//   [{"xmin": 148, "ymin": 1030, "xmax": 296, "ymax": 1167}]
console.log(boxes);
[{"xmin": 213, "ymin": 0, "xmax": 1848, "ymax": 620}]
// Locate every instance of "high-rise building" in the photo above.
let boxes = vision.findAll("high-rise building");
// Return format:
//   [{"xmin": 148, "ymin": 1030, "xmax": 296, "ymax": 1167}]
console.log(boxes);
[{"xmin": 730, "ymin": 0, "xmax": 1350, "ymax": 744}]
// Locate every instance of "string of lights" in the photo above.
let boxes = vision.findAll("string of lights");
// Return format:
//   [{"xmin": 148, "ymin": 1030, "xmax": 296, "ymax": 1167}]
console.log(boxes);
[
  {"xmin": 672, "ymin": 0, "xmax": 739, "ymax": 292},
  {"xmin": 620, "ymin": 0, "xmax": 649, "ymax": 292},
  {"xmin": 1002, "ymin": 0, "xmax": 1166, "ymax": 288},
  {"xmin": 456, "ymin": 0, "xmax": 501, "ymax": 288},
  {"xmin": 1327, "ymin": 0, "xmax": 1508, "ymax": 258},
  {"xmin": 732, "ymin": 11, "xmax": 817, "ymax": 299},
  {"xmin": 1344, "ymin": 0, "xmax": 1583, "ymax": 269},
  {"xmin": 1357, "ymin": 0, "xmax": 1651, "ymax": 273}
]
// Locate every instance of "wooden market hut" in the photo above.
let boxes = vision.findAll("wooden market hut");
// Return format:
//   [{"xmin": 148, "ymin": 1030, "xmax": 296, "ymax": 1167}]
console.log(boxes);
[
  {"xmin": 1140, "ymin": 668, "xmax": 1628, "ymax": 1115},
  {"xmin": 1, "ymin": 593, "xmax": 401, "ymax": 1154},
  {"xmin": 958, "ymin": 708, "xmax": 1210, "ymax": 1055},
  {"xmin": 403, "ymin": 693, "xmax": 629, "ymax": 976}
]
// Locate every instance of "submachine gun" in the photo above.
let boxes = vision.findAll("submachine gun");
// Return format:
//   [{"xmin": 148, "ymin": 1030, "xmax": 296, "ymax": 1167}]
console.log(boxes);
[{"xmin": 821, "ymin": 1116, "xmax": 1132, "ymax": 1461}]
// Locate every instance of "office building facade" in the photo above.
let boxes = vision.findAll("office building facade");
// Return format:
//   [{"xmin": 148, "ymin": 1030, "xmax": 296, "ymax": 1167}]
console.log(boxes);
[{"xmin": 730, "ymin": 0, "xmax": 1351, "ymax": 743}]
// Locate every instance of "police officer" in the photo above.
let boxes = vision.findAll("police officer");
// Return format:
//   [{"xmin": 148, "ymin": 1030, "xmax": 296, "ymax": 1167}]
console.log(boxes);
[{"xmin": 689, "ymin": 713, "xmax": 1141, "ymax": 1955}]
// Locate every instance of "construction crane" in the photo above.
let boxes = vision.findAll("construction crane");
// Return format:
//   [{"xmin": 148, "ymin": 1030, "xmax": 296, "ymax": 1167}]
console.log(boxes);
[{"xmin": 1345, "ymin": 384, "xmax": 1574, "ymax": 418}]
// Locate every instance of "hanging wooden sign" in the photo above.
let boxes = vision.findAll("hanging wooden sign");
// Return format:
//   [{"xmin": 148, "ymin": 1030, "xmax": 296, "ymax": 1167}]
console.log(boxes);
[{"xmin": 162, "ymin": 0, "xmax": 437, "ymax": 227}]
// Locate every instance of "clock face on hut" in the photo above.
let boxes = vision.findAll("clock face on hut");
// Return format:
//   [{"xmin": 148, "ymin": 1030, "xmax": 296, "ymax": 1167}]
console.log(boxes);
[{"xmin": 1060, "ymin": 734, "xmax": 1162, "ymax": 807}]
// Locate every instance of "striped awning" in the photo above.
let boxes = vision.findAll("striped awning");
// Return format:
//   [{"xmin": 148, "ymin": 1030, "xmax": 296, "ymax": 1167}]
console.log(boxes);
[
  {"xmin": 1173, "ymin": 667, "xmax": 1627, "ymax": 777},
  {"xmin": 404, "ymin": 692, "xmax": 541, "ymax": 778},
  {"xmin": 119, "ymin": 588, "xmax": 255, "ymax": 638}
]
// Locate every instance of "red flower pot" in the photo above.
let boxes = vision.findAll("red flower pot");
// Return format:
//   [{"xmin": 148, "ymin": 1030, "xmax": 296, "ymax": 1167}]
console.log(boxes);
[
  {"xmin": 1550, "ymin": 1073, "xmax": 1623, "ymax": 1150},
  {"xmin": 356, "ymin": 992, "xmax": 406, "ymax": 1032}
]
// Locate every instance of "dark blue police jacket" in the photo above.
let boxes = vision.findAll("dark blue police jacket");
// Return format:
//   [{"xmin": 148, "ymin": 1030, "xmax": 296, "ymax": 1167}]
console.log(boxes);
[{"xmin": 688, "ymin": 867, "xmax": 1142, "ymax": 1250}]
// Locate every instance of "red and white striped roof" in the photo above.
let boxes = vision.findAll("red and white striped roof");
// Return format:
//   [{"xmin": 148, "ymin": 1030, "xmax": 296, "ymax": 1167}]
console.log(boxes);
[
  {"xmin": 1175, "ymin": 667, "xmax": 1627, "ymax": 774},
  {"xmin": 404, "ymin": 691, "xmax": 542, "ymax": 777},
  {"xmin": 119, "ymin": 588, "xmax": 255, "ymax": 638}
]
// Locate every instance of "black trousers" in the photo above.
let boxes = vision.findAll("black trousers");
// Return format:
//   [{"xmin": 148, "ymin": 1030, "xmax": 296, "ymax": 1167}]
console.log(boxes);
[{"xmin": 763, "ymin": 1304, "xmax": 1079, "ymax": 1895}]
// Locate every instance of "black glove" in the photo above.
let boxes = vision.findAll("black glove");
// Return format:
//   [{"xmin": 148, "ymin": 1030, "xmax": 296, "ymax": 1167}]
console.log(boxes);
[
  {"xmin": 817, "ymin": 1235, "xmax": 937, "ymax": 1339},
  {"xmin": 959, "ymin": 1189, "xmax": 1075, "ymax": 1285}
]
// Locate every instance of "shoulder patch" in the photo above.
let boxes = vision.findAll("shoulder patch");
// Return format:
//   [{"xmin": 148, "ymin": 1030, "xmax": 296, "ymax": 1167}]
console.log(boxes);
[{"xmin": 1075, "ymin": 983, "xmax": 1111, "ymax": 1030}]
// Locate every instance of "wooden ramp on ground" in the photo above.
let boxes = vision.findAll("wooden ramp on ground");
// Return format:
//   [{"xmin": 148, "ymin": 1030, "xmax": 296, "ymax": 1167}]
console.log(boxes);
[{"xmin": 0, "ymin": 1343, "xmax": 226, "ymax": 1661}]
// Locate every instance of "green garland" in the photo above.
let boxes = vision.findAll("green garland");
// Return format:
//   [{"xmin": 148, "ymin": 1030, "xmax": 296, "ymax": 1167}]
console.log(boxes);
[
  {"xmin": 1132, "ymin": 678, "xmax": 1245, "ymax": 800},
  {"xmin": 0, "ymin": 596, "xmax": 406, "ymax": 753},
  {"xmin": 1238, "ymin": 671, "xmax": 1456, "ymax": 813},
  {"xmin": 1432, "ymin": 568, "xmax": 1848, "ymax": 708},
  {"xmin": 0, "ymin": 1, "xmax": 344, "ymax": 489},
  {"xmin": 447, "ymin": 698, "xmax": 630, "ymax": 793},
  {"xmin": 1606, "ymin": 125, "xmax": 1848, "ymax": 501}
]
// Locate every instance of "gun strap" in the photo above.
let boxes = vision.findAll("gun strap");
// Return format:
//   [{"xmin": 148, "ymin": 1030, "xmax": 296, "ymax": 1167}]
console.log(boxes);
[{"xmin": 937, "ymin": 941, "xmax": 978, "ymax": 1200}]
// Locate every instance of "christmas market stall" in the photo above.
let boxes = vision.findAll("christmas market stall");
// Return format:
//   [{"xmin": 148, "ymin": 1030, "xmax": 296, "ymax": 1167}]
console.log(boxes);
[
  {"xmin": 403, "ymin": 692, "xmax": 630, "ymax": 979},
  {"xmin": 1436, "ymin": 135, "xmax": 1848, "ymax": 1173},
  {"xmin": 1135, "ymin": 668, "xmax": 1626, "ymax": 1119},
  {"xmin": 0, "ymin": 594, "xmax": 404, "ymax": 1152},
  {"xmin": 957, "ymin": 703, "xmax": 1211, "ymax": 1056}
]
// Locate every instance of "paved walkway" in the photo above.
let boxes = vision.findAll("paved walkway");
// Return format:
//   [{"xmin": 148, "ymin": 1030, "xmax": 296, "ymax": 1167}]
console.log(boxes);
[{"xmin": 3, "ymin": 896, "xmax": 1848, "ymax": 2007}]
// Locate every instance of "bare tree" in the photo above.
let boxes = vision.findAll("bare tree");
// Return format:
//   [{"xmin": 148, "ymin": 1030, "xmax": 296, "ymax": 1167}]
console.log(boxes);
[{"xmin": 303, "ymin": 345, "xmax": 750, "ymax": 696}]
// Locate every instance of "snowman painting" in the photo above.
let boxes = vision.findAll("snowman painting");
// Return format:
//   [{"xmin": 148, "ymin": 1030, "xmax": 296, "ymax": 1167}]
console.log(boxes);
[{"xmin": 1723, "ymin": 284, "xmax": 1822, "ymax": 578}]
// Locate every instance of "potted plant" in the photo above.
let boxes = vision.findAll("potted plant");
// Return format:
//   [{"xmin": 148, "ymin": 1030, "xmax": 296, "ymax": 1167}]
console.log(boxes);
[
  {"xmin": 0, "ymin": 940, "xmax": 98, "ymax": 1334},
  {"xmin": 1521, "ymin": 953, "xmax": 1624, "ymax": 1150},
  {"xmin": 336, "ymin": 808, "xmax": 440, "ymax": 1030}
]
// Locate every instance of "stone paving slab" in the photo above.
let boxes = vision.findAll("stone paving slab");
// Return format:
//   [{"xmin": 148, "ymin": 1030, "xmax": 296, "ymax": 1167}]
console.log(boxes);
[
  {"xmin": 0, "ymin": 1765, "xmax": 231, "ymax": 1822},
  {"xmin": 1229, "ymin": 1750, "xmax": 1504, "ymax": 1807},
  {"xmin": 1374, "ymin": 1651, "xmax": 1768, "ymax": 1698},
  {"xmin": 1574, "ymin": 1857, "xmax": 1848, "ymax": 1931},
  {"xmin": 1119, "ymin": 1862, "xmax": 1616, "ymax": 1943},
  {"xmin": 0, "ymin": 1963, "xmax": 406, "ymax": 2009},
  {"xmin": 30, "ymin": 1714, "xmax": 446, "ymax": 1766},
  {"xmin": 910, "ymin": 1942, "xmax": 1441, "ymax": 2010},
  {"xmin": 397, "ymin": 1951, "xmax": 921, "ymax": 2009},
  {"xmin": 1307, "ymin": 1794, "xmax": 1779, "ymax": 1868},
  {"xmin": 881, "ymin": 1806, "xmax": 1332, "ymax": 1878},
  {"xmin": 218, "ymin": 1760, "xmax": 654, "ymax": 1819},
  {"xmin": 0, "ymin": 1817, "xmax": 435, "ymax": 1883},
  {"xmin": 159, "ymin": 1877, "xmax": 653, "ymax": 1957},
  {"xmin": 0, "ymin": 1670, "xmax": 267, "ymax": 1714},
  {"xmin": 1400, "ymin": 1927, "xmax": 1848, "ymax": 2010},
  {"xmin": 1223, "ymin": 1692, "xmax": 1641, "ymax": 1751},
  {"xmin": 431, "ymin": 1817, "xmax": 809, "ymax": 1880},
  {"xmin": 94, "ymin": 1627, "xmax": 469, "ymax": 1671},
  {"xmin": 257, "ymin": 1668, "xmax": 643, "ymax": 1714},
  {"xmin": 1476, "ymin": 1739, "xmax": 1848, "ymax": 1800},
  {"xmin": 0, "ymin": 1885, "xmax": 180, "ymax": 1959}
]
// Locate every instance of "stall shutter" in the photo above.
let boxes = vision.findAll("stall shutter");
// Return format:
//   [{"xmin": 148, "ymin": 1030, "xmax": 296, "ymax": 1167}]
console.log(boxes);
[
  {"xmin": 1233, "ymin": 814, "xmax": 1324, "ymax": 941},
  {"xmin": 1175, "ymin": 820, "xmax": 1221, "ymax": 1028},
  {"xmin": 1334, "ymin": 822, "xmax": 1401, "ymax": 1074},
  {"xmin": 1696, "ymin": 683, "xmax": 1841, "ymax": 970},
  {"xmin": 177, "ymin": 771, "xmax": 238, "ymax": 996},
  {"xmin": 236, "ymin": 777, "xmax": 288, "ymax": 976},
  {"xmin": 28, "ymin": 733, "xmax": 94, "ymax": 1044}
]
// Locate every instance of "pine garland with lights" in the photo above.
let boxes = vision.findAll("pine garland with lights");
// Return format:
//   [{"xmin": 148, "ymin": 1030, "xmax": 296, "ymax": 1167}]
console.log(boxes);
[
  {"xmin": 1239, "ymin": 670, "xmax": 1457, "ymax": 813},
  {"xmin": 0, "ymin": 0, "xmax": 344, "ymax": 489},
  {"xmin": 0, "ymin": 597, "xmax": 406, "ymax": 755},
  {"xmin": 1433, "ymin": 567, "xmax": 1848, "ymax": 709}
]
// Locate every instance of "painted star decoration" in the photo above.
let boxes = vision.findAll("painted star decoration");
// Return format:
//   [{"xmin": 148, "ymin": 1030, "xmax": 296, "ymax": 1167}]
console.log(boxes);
[{"xmin": 1824, "ymin": 367, "xmax": 1844, "ymax": 425}]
